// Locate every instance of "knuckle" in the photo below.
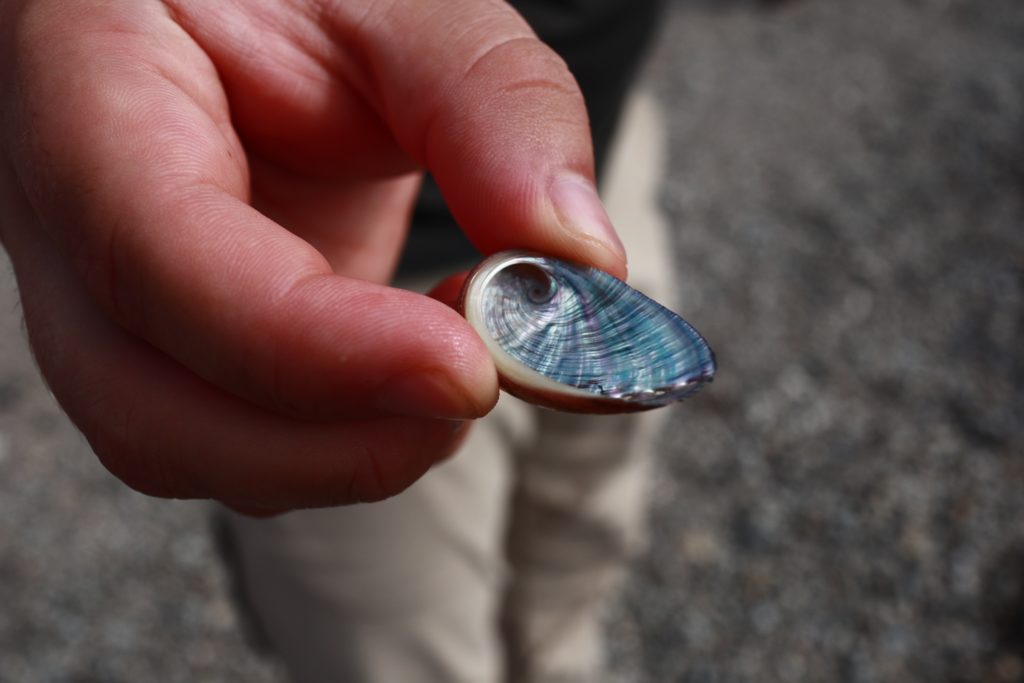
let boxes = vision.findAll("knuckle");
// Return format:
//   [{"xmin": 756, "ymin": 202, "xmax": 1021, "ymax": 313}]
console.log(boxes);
[
  {"xmin": 351, "ymin": 421, "xmax": 457, "ymax": 503},
  {"xmin": 82, "ymin": 399, "xmax": 195, "ymax": 500},
  {"xmin": 356, "ymin": 449, "xmax": 395, "ymax": 503}
]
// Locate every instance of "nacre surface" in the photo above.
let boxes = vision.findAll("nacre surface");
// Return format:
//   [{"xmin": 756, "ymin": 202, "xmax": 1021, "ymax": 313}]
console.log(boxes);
[{"xmin": 459, "ymin": 251, "xmax": 716, "ymax": 413}]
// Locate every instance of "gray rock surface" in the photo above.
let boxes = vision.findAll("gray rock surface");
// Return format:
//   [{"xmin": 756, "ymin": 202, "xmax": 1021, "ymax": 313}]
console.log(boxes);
[
  {"xmin": 608, "ymin": 1, "xmax": 1024, "ymax": 681},
  {"xmin": 1, "ymin": 0, "xmax": 1022, "ymax": 681}
]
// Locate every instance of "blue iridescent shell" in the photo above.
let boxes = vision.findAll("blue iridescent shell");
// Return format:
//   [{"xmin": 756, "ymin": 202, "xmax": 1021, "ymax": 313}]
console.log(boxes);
[{"xmin": 459, "ymin": 251, "xmax": 716, "ymax": 413}]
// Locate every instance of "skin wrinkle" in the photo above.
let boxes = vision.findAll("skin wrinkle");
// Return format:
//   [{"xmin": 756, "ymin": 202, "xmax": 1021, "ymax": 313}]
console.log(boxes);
[
  {"xmin": 413, "ymin": 38, "xmax": 589, "ymax": 247},
  {"xmin": 171, "ymin": 1, "xmax": 408, "ymax": 180},
  {"xmin": 247, "ymin": 154, "xmax": 418, "ymax": 278},
  {"xmin": 247, "ymin": 163, "xmax": 313, "ymax": 258},
  {"xmin": 364, "ymin": 448, "xmax": 389, "ymax": 503},
  {"xmin": 118, "ymin": 191, "xmax": 249, "ymax": 373},
  {"xmin": 253, "ymin": 273, "xmax": 485, "ymax": 419},
  {"xmin": 64, "ymin": 337, "xmax": 185, "ymax": 500},
  {"xmin": 154, "ymin": 193, "xmax": 294, "ymax": 340},
  {"xmin": 276, "ymin": 0, "xmax": 361, "ymax": 95},
  {"xmin": 164, "ymin": 1, "xmax": 285, "ymax": 88},
  {"xmin": 223, "ymin": 254, "xmax": 331, "ymax": 409},
  {"xmin": 268, "ymin": 312, "xmax": 297, "ymax": 416},
  {"xmin": 0, "ymin": 0, "xmax": 624, "ymax": 506},
  {"xmin": 149, "ymin": 13, "xmax": 232, "ymax": 114},
  {"xmin": 342, "ymin": 0, "xmax": 429, "ymax": 98},
  {"xmin": 12, "ymin": 51, "xmax": 246, "ymax": 329},
  {"xmin": 264, "ymin": 271, "xmax": 339, "ymax": 416},
  {"xmin": 25, "ymin": 3, "xmax": 230, "ymax": 132},
  {"xmin": 242, "ymin": 423, "xmax": 413, "ymax": 507},
  {"xmin": 71, "ymin": 293, "xmax": 444, "ymax": 506},
  {"xmin": 102, "ymin": 207, "xmax": 140, "ymax": 336},
  {"xmin": 413, "ymin": 34, "xmax": 543, "ymax": 168},
  {"xmin": 45, "ymin": 78, "xmax": 460, "ymax": 417},
  {"xmin": 87, "ymin": 77, "xmax": 219, "ymax": 338},
  {"xmin": 317, "ymin": 1, "xmax": 540, "ymax": 167},
  {"xmin": 342, "ymin": 448, "xmax": 362, "ymax": 505},
  {"xmin": 340, "ymin": 433, "xmax": 402, "ymax": 504},
  {"xmin": 16, "ymin": 3, "xmax": 132, "ymax": 54},
  {"xmin": 126, "ymin": 397, "xmax": 205, "ymax": 501},
  {"xmin": 139, "ymin": 63, "xmax": 245, "ymax": 186},
  {"xmin": 8, "ymin": 94, "xmax": 77, "ymax": 257},
  {"xmin": 56, "ymin": 318, "xmax": 128, "ymax": 493},
  {"xmin": 497, "ymin": 78, "xmax": 580, "ymax": 98},
  {"xmin": 312, "ymin": 1, "xmax": 395, "ymax": 156},
  {"xmin": 169, "ymin": 0, "xmax": 361, "ymax": 120},
  {"xmin": 175, "ymin": 187, "xmax": 331, "ymax": 299},
  {"xmin": 112, "ymin": 224, "xmax": 331, "ymax": 419}
]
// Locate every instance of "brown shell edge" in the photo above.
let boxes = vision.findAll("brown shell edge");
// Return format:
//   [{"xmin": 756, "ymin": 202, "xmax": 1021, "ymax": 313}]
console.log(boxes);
[{"xmin": 497, "ymin": 376, "xmax": 656, "ymax": 414}]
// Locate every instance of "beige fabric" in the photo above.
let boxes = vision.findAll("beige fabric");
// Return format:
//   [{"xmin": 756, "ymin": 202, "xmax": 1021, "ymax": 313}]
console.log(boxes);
[{"xmin": 223, "ymin": 91, "xmax": 673, "ymax": 683}]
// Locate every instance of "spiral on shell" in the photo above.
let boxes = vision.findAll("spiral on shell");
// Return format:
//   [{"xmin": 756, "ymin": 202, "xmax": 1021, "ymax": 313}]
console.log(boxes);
[{"xmin": 458, "ymin": 251, "xmax": 716, "ymax": 413}]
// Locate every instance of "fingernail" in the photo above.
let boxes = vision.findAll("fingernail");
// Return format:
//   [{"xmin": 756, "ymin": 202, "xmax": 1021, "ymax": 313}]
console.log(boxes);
[
  {"xmin": 549, "ymin": 174, "xmax": 627, "ymax": 262},
  {"xmin": 376, "ymin": 370, "xmax": 483, "ymax": 419}
]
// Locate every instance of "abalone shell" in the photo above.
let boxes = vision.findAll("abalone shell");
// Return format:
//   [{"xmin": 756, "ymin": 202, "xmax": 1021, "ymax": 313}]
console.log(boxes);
[{"xmin": 458, "ymin": 251, "xmax": 716, "ymax": 413}]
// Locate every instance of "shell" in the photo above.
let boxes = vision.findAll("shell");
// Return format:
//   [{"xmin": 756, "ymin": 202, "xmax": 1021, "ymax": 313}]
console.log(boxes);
[{"xmin": 458, "ymin": 250, "xmax": 716, "ymax": 413}]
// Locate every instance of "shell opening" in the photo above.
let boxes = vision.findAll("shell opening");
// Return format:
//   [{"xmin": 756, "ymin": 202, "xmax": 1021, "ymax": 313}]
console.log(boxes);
[{"xmin": 501, "ymin": 263, "xmax": 557, "ymax": 305}]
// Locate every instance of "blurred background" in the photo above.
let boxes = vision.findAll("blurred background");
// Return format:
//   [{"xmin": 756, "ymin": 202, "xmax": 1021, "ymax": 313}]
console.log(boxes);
[{"xmin": 1, "ymin": 0, "xmax": 1022, "ymax": 681}]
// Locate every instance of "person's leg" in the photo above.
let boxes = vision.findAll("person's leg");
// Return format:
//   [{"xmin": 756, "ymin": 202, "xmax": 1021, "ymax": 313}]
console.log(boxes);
[
  {"xmin": 501, "ymin": 409, "xmax": 658, "ymax": 682},
  {"xmin": 219, "ymin": 371, "xmax": 531, "ymax": 683},
  {"xmin": 500, "ymin": 90, "xmax": 675, "ymax": 683},
  {"xmin": 219, "ymin": 89, "xmax": 673, "ymax": 683}
]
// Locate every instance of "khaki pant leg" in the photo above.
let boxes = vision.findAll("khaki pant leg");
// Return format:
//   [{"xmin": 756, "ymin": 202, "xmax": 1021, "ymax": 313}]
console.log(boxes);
[
  {"xmin": 501, "ymin": 91, "xmax": 675, "ymax": 683},
  {"xmin": 222, "ymin": 389, "xmax": 530, "ymax": 683}
]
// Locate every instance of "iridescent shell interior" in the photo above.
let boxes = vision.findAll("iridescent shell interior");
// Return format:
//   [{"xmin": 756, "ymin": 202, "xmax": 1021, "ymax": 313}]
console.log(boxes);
[{"xmin": 459, "ymin": 251, "xmax": 716, "ymax": 413}]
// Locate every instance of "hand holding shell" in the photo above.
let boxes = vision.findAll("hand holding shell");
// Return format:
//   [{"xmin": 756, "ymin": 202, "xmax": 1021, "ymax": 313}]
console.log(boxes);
[{"xmin": 458, "ymin": 251, "xmax": 716, "ymax": 413}]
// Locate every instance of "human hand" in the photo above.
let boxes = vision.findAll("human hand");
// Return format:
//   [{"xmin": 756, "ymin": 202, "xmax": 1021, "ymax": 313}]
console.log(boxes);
[{"xmin": 0, "ymin": 0, "xmax": 627, "ymax": 511}]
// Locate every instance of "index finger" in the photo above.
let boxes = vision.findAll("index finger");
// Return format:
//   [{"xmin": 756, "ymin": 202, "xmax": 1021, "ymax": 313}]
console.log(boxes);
[{"xmin": 9, "ymin": 1, "xmax": 498, "ymax": 420}]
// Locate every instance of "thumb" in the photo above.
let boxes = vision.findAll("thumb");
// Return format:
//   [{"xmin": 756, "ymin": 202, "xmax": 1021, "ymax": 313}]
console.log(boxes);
[{"xmin": 342, "ymin": 0, "xmax": 628, "ymax": 278}]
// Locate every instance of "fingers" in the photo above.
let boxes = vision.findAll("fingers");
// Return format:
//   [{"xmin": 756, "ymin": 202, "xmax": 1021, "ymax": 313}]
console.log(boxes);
[
  {"xmin": 9, "ymin": 2, "xmax": 497, "ymax": 421},
  {"xmin": 339, "ymin": 0, "xmax": 629, "ymax": 279},
  {"xmin": 5, "ymin": 219, "xmax": 468, "ymax": 508},
  {"xmin": 172, "ymin": 0, "xmax": 628, "ymax": 277},
  {"xmin": 6, "ymin": 0, "xmax": 621, "ymax": 431},
  {"xmin": 0, "ymin": 0, "xmax": 628, "ymax": 510},
  {"xmin": 247, "ymin": 158, "xmax": 422, "ymax": 283}
]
